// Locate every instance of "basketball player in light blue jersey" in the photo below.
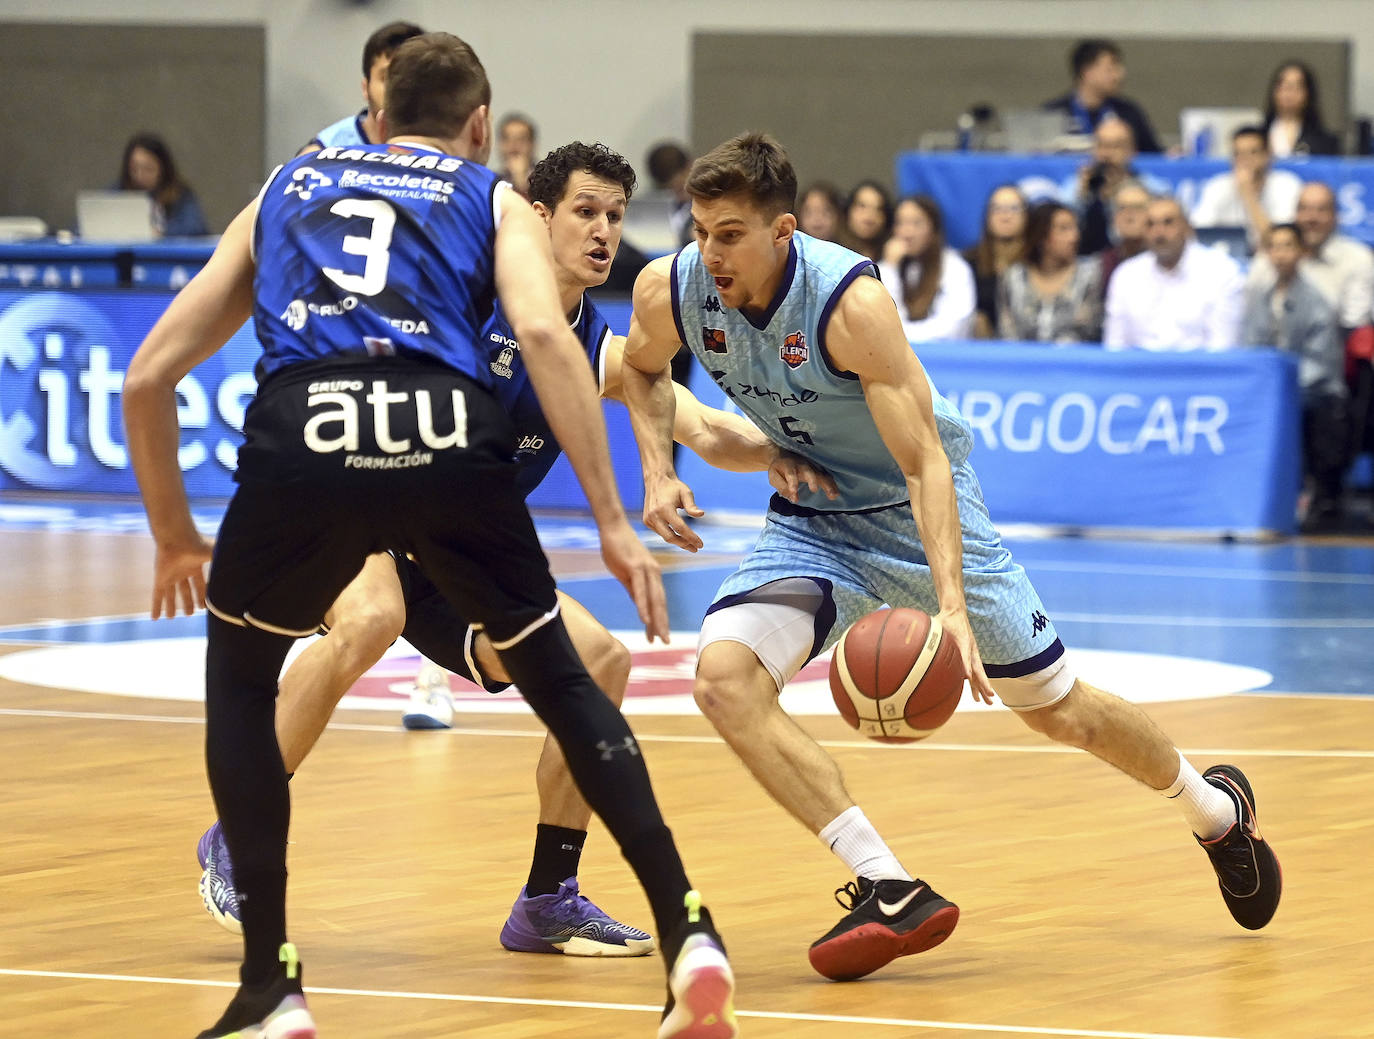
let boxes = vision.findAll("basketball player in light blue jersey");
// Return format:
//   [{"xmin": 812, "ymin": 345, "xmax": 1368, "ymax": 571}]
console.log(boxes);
[
  {"xmin": 621, "ymin": 132, "xmax": 1281, "ymax": 984},
  {"xmin": 297, "ymin": 21, "xmax": 425, "ymax": 155}
]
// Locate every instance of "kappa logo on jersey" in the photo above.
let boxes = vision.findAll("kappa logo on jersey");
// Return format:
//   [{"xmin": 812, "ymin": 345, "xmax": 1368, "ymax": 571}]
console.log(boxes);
[
  {"xmin": 702, "ymin": 296, "xmax": 723, "ymax": 314},
  {"xmin": 781, "ymin": 330, "xmax": 808, "ymax": 369},
  {"xmin": 703, "ymin": 327, "xmax": 727, "ymax": 354},
  {"xmin": 1031, "ymin": 611, "xmax": 1049, "ymax": 635},
  {"xmin": 283, "ymin": 166, "xmax": 333, "ymax": 201}
]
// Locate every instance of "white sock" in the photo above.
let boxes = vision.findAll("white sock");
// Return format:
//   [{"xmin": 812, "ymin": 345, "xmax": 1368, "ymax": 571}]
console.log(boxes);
[
  {"xmin": 1161, "ymin": 752, "xmax": 1237, "ymax": 840},
  {"xmin": 818, "ymin": 806, "xmax": 911, "ymax": 882}
]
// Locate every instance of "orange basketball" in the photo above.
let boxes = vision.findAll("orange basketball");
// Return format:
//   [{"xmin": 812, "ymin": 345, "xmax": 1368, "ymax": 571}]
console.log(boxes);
[{"xmin": 828, "ymin": 607, "xmax": 966, "ymax": 743}]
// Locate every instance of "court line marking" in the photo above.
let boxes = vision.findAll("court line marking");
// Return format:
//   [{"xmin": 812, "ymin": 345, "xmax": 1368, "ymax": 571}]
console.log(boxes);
[
  {"xmin": 2, "ymin": 706, "xmax": 1372, "ymax": 758},
  {"xmin": 0, "ymin": 967, "xmax": 1246, "ymax": 1039}
]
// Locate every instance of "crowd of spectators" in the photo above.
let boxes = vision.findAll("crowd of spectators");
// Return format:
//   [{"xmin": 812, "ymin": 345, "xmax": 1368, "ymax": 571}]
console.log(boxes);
[{"xmin": 741, "ymin": 41, "xmax": 1371, "ymax": 531}]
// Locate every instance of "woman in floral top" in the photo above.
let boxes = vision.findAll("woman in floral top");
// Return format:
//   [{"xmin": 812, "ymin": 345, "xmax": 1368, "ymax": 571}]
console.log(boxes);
[{"xmin": 997, "ymin": 202, "xmax": 1103, "ymax": 344}]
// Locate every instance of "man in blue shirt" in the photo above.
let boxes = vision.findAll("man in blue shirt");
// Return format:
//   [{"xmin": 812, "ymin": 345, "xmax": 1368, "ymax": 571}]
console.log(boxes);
[
  {"xmin": 620, "ymin": 131, "xmax": 1280, "ymax": 985},
  {"xmin": 125, "ymin": 35, "xmax": 737, "ymax": 1039},
  {"xmin": 191, "ymin": 140, "xmax": 826, "ymax": 968}
]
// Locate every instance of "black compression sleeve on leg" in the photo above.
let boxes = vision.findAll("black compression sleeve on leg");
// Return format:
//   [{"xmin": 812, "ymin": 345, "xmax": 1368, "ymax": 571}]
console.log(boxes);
[
  {"xmin": 204, "ymin": 615, "xmax": 295, "ymax": 986},
  {"xmin": 496, "ymin": 617, "xmax": 691, "ymax": 942}
]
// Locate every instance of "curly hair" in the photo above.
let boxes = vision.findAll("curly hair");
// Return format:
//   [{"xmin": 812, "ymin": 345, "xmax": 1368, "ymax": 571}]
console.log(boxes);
[{"xmin": 527, "ymin": 141, "xmax": 636, "ymax": 210}]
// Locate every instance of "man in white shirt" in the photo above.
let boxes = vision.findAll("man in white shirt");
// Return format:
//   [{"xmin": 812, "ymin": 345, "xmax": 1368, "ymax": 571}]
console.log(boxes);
[
  {"xmin": 1105, "ymin": 196, "xmax": 1245, "ymax": 350},
  {"xmin": 1246, "ymin": 181, "xmax": 1374, "ymax": 333},
  {"xmin": 1191, "ymin": 126, "xmax": 1302, "ymax": 250}
]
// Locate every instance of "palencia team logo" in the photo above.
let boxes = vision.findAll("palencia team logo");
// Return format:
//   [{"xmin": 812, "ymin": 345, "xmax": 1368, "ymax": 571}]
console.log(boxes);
[
  {"xmin": 780, "ymin": 329, "xmax": 808, "ymax": 369},
  {"xmin": 702, "ymin": 327, "xmax": 727, "ymax": 354}
]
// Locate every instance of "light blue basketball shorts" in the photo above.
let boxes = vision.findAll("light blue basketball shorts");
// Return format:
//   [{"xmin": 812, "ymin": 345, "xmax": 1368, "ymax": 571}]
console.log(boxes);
[{"xmin": 702, "ymin": 461, "xmax": 1073, "ymax": 710}]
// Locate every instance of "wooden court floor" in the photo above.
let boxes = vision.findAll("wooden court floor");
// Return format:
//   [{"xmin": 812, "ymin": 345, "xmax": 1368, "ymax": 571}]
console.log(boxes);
[{"xmin": 1, "ymin": 522, "xmax": 1372, "ymax": 1039}]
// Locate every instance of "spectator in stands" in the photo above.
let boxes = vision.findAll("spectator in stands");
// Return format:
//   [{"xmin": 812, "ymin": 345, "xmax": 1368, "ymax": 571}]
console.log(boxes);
[
  {"xmin": 1105, "ymin": 196, "xmax": 1245, "ymax": 350},
  {"xmin": 998, "ymin": 202, "xmax": 1103, "ymax": 344},
  {"xmin": 1264, "ymin": 61, "xmax": 1341, "ymax": 158},
  {"xmin": 1192, "ymin": 126, "xmax": 1302, "ymax": 251},
  {"xmin": 117, "ymin": 132, "xmax": 208, "ymax": 237},
  {"xmin": 798, "ymin": 181, "xmax": 844, "ymax": 242},
  {"xmin": 645, "ymin": 141, "xmax": 694, "ymax": 246},
  {"xmin": 878, "ymin": 195, "xmax": 976, "ymax": 342},
  {"xmin": 1248, "ymin": 182, "xmax": 1374, "ymax": 336},
  {"xmin": 497, "ymin": 112, "xmax": 538, "ymax": 198},
  {"xmin": 1076, "ymin": 116, "xmax": 1138, "ymax": 255},
  {"xmin": 1241, "ymin": 223, "xmax": 1351, "ymax": 531},
  {"xmin": 964, "ymin": 184, "xmax": 1027, "ymax": 338},
  {"xmin": 840, "ymin": 179, "xmax": 893, "ymax": 262},
  {"xmin": 298, "ymin": 20, "xmax": 425, "ymax": 153},
  {"xmin": 1044, "ymin": 39, "xmax": 1161, "ymax": 153},
  {"xmin": 1099, "ymin": 179, "xmax": 1151, "ymax": 291}
]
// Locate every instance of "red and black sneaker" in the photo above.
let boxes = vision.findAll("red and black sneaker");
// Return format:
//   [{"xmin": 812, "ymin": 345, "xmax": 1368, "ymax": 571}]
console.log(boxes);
[
  {"xmin": 1197, "ymin": 764, "xmax": 1282, "ymax": 930},
  {"xmin": 808, "ymin": 877, "xmax": 959, "ymax": 981}
]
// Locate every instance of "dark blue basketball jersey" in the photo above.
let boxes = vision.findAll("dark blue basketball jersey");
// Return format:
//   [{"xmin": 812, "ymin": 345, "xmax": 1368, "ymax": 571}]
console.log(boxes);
[
  {"xmin": 253, "ymin": 143, "xmax": 506, "ymax": 385},
  {"xmin": 482, "ymin": 295, "xmax": 613, "ymax": 498}
]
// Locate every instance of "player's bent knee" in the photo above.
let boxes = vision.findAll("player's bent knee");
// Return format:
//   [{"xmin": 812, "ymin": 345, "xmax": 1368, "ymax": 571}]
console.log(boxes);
[
  {"xmin": 1016, "ymin": 678, "xmax": 1095, "ymax": 744},
  {"xmin": 583, "ymin": 636, "xmax": 631, "ymax": 705},
  {"xmin": 990, "ymin": 654, "xmax": 1076, "ymax": 716},
  {"xmin": 330, "ymin": 599, "xmax": 405, "ymax": 665}
]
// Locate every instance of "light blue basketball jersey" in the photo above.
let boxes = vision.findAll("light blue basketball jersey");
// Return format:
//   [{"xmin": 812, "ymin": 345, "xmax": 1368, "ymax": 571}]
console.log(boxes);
[
  {"xmin": 306, "ymin": 111, "xmax": 372, "ymax": 152},
  {"xmin": 673, "ymin": 231, "xmax": 972, "ymax": 511}
]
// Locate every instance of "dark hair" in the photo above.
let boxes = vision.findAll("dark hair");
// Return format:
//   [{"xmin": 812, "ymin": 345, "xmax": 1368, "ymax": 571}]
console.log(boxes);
[
  {"xmin": 385, "ymin": 33, "xmax": 491, "ymax": 140},
  {"xmin": 966, "ymin": 183, "xmax": 1027, "ymax": 276},
  {"xmin": 1071, "ymin": 39, "xmax": 1122, "ymax": 79},
  {"xmin": 798, "ymin": 180, "xmax": 844, "ymax": 238},
  {"xmin": 528, "ymin": 141, "xmax": 636, "ymax": 210},
  {"xmin": 1024, "ymin": 201, "xmax": 1076, "ymax": 268},
  {"xmin": 1263, "ymin": 61, "xmax": 1329, "ymax": 136},
  {"xmin": 1267, "ymin": 221, "xmax": 1302, "ymax": 244},
  {"xmin": 686, "ymin": 131, "xmax": 797, "ymax": 217},
  {"xmin": 895, "ymin": 195, "xmax": 946, "ymax": 321},
  {"xmin": 646, "ymin": 142, "xmax": 691, "ymax": 187},
  {"xmin": 362, "ymin": 21, "xmax": 425, "ymax": 78},
  {"xmin": 1232, "ymin": 124, "xmax": 1267, "ymax": 148},
  {"xmin": 118, "ymin": 132, "xmax": 190, "ymax": 208},
  {"xmin": 498, "ymin": 112, "xmax": 537, "ymax": 141}
]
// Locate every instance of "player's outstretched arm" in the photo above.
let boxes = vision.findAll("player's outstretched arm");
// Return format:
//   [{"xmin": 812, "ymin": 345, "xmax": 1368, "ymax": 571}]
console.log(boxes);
[
  {"xmin": 123, "ymin": 202, "xmax": 257, "ymax": 619},
  {"xmin": 494, "ymin": 191, "xmax": 667, "ymax": 641},
  {"xmin": 604, "ymin": 334, "xmax": 838, "ymax": 499},
  {"xmin": 621, "ymin": 259, "xmax": 704, "ymax": 552},
  {"xmin": 825, "ymin": 276, "xmax": 996, "ymax": 704}
]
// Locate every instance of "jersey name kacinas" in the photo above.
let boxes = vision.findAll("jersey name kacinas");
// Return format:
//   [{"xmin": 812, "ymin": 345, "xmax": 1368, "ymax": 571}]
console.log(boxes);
[
  {"xmin": 673, "ymin": 231, "xmax": 972, "ymax": 512},
  {"xmin": 253, "ymin": 143, "xmax": 506, "ymax": 385},
  {"xmin": 484, "ymin": 295, "xmax": 612, "ymax": 498}
]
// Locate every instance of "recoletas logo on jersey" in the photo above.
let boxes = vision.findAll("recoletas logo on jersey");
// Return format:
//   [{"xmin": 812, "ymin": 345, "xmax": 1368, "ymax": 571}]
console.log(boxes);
[
  {"xmin": 702, "ymin": 327, "xmax": 727, "ymax": 354},
  {"xmin": 284, "ymin": 167, "xmax": 333, "ymax": 201},
  {"xmin": 781, "ymin": 330, "xmax": 808, "ymax": 369}
]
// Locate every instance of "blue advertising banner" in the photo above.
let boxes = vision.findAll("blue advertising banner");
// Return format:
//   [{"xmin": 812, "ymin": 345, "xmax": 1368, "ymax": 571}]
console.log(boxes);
[
  {"xmin": 0, "ymin": 290, "xmax": 643, "ymax": 509},
  {"xmin": 894, "ymin": 151, "xmax": 1374, "ymax": 251},
  {"xmin": 680, "ymin": 341, "xmax": 1302, "ymax": 535}
]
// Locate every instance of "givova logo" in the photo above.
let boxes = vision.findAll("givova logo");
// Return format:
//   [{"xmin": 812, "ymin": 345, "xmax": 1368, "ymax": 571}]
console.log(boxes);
[{"xmin": 0, "ymin": 293, "xmax": 256, "ymax": 493}]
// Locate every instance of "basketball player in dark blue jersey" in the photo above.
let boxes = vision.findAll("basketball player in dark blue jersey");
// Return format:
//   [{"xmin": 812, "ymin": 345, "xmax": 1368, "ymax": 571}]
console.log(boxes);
[
  {"xmin": 125, "ymin": 35, "xmax": 737, "ymax": 1039},
  {"xmin": 190, "ymin": 141, "xmax": 828, "ymax": 965},
  {"xmin": 620, "ymin": 132, "xmax": 1280, "ymax": 984}
]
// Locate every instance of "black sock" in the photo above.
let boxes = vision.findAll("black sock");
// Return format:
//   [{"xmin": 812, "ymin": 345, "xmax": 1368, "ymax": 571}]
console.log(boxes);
[{"xmin": 526, "ymin": 824, "xmax": 587, "ymax": 896}]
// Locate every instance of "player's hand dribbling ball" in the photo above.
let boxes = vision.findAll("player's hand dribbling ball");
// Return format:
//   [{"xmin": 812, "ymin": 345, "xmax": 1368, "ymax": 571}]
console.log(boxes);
[{"xmin": 829, "ymin": 607, "xmax": 965, "ymax": 743}]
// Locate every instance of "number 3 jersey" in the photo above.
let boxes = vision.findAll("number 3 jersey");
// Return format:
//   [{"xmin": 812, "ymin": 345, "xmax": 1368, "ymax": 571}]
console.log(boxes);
[
  {"xmin": 673, "ymin": 231, "xmax": 972, "ymax": 512},
  {"xmin": 252, "ymin": 143, "xmax": 507, "ymax": 386}
]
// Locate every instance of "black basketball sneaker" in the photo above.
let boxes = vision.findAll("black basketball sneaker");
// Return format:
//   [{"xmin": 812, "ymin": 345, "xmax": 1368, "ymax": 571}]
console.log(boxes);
[
  {"xmin": 808, "ymin": 877, "xmax": 959, "ymax": 981},
  {"xmin": 1196, "ymin": 764, "xmax": 1282, "ymax": 930}
]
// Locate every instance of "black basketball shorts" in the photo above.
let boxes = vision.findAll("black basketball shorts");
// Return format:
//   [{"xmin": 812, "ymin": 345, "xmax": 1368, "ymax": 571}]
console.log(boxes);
[{"xmin": 205, "ymin": 355, "xmax": 558, "ymax": 643}]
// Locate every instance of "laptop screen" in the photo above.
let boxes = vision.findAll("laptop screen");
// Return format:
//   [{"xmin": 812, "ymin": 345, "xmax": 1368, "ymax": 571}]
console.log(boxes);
[{"xmin": 76, "ymin": 191, "xmax": 156, "ymax": 241}]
